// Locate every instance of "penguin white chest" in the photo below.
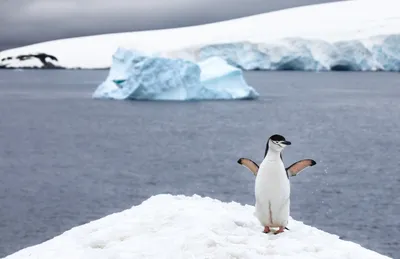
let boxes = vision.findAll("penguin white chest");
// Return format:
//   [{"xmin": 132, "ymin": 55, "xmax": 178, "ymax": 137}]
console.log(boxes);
[{"xmin": 254, "ymin": 159, "xmax": 291, "ymax": 227}]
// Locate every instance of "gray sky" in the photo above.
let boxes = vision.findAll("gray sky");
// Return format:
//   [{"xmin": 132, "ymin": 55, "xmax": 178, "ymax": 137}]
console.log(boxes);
[{"xmin": 0, "ymin": 0, "xmax": 342, "ymax": 51}]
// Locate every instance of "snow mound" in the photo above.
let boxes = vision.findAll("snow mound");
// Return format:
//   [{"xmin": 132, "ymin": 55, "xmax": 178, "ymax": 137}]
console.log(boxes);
[
  {"xmin": 3, "ymin": 194, "xmax": 389, "ymax": 259},
  {"xmin": 92, "ymin": 48, "xmax": 259, "ymax": 101},
  {"xmin": 1, "ymin": 0, "xmax": 400, "ymax": 71}
]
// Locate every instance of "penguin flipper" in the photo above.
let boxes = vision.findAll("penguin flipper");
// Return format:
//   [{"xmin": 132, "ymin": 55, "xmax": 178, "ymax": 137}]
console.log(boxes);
[
  {"xmin": 286, "ymin": 159, "xmax": 316, "ymax": 177},
  {"xmin": 237, "ymin": 158, "xmax": 259, "ymax": 176}
]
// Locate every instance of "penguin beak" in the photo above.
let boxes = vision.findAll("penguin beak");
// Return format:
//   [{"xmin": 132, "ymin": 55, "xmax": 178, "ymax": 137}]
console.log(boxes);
[{"xmin": 281, "ymin": 141, "xmax": 291, "ymax": 146}]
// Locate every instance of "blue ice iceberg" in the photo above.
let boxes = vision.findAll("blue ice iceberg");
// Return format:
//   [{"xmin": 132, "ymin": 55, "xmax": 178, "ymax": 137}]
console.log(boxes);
[
  {"xmin": 197, "ymin": 34, "xmax": 400, "ymax": 71},
  {"xmin": 92, "ymin": 48, "xmax": 259, "ymax": 101}
]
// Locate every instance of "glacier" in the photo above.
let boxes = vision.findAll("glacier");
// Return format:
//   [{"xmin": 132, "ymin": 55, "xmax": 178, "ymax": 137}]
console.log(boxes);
[
  {"xmin": 2, "ymin": 194, "xmax": 391, "ymax": 259},
  {"xmin": 1, "ymin": 0, "xmax": 400, "ymax": 71},
  {"xmin": 92, "ymin": 48, "xmax": 259, "ymax": 101},
  {"xmin": 3, "ymin": 34, "xmax": 400, "ymax": 72},
  {"xmin": 189, "ymin": 34, "xmax": 400, "ymax": 71}
]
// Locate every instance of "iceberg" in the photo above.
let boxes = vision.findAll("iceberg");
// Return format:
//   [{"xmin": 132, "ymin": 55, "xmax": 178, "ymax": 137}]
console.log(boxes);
[
  {"xmin": 1, "ymin": 0, "xmax": 400, "ymax": 71},
  {"xmin": 92, "ymin": 48, "xmax": 259, "ymax": 101},
  {"xmin": 2, "ymin": 194, "xmax": 390, "ymax": 259}
]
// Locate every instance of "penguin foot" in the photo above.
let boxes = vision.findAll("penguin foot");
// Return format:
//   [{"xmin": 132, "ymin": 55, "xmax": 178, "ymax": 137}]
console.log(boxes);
[
  {"xmin": 263, "ymin": 226, "xmax": 271, "ymax": 233},
  {"xmin": 274, "ymin": 227, "xmax": 285, "ymax": 235}
]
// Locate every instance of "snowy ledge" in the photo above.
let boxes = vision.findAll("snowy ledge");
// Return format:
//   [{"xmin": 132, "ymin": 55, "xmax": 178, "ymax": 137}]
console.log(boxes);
[
  {"xmin": 3, "ymin": 194, "xmax": 390, "ymax": 259},
  {"xmin": 1, "ymin": 0, "xmax": 400, "ymax": 71}
]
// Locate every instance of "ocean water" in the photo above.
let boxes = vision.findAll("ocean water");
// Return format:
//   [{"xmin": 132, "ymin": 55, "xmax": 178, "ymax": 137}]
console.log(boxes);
[{"xmin": 0, "ymin": 70, "xmax": 399, "ymax": 258}]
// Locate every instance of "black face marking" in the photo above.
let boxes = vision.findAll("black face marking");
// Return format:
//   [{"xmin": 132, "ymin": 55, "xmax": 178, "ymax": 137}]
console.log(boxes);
[
  {"xmin": 264, "ymin": 134, "xmax": 287, "ymax": 159},
  {"xmin": 264, "ymin": 141, "xmax": 269, "ymax": 158},
  {"xmin": 269, "ymin": 134, "xmax": 286, "ymax": 142},
  {"xmin": 272, "ymin": 140, "xmax": 291, "ymax": 147}
]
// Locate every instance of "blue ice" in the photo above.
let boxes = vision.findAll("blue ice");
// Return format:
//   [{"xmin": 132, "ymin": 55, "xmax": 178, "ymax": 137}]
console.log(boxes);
[
  {"xmin": 92, "ymin": 48, "xmax": 259, "ymax": 101},
  {"xmin": 198, "ymin": 34, "xmax": 400, "ymax": 71}
]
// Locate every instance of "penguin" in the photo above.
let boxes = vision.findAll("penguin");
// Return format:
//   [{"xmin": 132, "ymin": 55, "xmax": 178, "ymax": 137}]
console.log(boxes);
[
  {"xmin": 237, "ymin": 134, "xmax": 316, "ymax": 234},
  {"xmin": 237, "ymin": 157, "xmax": 316, "ymax": 177}
]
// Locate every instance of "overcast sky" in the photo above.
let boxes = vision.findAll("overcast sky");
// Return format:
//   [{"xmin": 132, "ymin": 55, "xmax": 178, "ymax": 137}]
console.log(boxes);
[{"xmin": 0, "ymin": 0, "xmax": 342, "ymax": 51}]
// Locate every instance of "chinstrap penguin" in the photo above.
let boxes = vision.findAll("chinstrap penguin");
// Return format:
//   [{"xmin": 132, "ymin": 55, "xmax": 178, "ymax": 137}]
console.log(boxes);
[
  {"xmin": 237, "ymin": 134, "xmax": 316, "ymax": 235},
  {"xmin": 237, "ymin": 158, "xmax": 316, "ymax": 177}
]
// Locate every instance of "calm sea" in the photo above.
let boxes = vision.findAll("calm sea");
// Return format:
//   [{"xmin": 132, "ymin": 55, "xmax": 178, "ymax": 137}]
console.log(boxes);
[{"xmin": 0, "ymin": 70, "xmax": 399, "ymax": 258}]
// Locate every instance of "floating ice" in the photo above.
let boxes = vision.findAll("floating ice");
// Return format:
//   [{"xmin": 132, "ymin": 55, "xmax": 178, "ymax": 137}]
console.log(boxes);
[
  {"xmin": 2, "ymin": 194, "xmax": 390, "ymax": 259},
  {"xmin": 92, "ymin": 48, "xmax": 259, "ymax": 101}
]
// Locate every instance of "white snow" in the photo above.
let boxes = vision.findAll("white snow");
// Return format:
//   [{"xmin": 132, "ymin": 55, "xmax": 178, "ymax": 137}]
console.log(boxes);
[
  {"xmin": 92, "ymin": 48, "xmax": 258, "ymax": 101},
  {"xmin": 3, "ymin": 194, "xmax": 390, "ymax": 259},
  {"xmin": 1, "ymin": 0, "xmax": 400, "ymax": 70},
  {"xmin": 0, "ymin": 58, "xmax": 43, "ymax": 69}
]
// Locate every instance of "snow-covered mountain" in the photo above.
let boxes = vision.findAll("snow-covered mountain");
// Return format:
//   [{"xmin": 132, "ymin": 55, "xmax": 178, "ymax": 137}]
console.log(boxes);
[{"xmin": 1, "ymin": 0, "xmax": 400, "ymax": 71}]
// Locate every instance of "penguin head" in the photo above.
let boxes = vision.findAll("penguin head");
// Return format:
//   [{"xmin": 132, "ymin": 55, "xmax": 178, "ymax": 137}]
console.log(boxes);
[{"xmin": 267, "ymin": 134, "xmax": 291, "ymax": 153}]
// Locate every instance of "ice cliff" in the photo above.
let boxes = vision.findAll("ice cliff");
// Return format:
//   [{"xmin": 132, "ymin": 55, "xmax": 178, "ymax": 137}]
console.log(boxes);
[
  {"xmin": 92, "ymin": 48, "xmax": 259, "ymax": 101},
  {"xmin": 190, "ymin": 35, "xmax": 400, "ymax": 71}
]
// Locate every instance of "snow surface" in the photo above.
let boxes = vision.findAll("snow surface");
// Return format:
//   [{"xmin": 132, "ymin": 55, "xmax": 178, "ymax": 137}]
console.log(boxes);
[
  {"xmin": 92, "ymin": 48, "xmax": 259, "ymax": 101},
  {"xmin": 3, "ymin": 194, "xmax": 390, "ymax": 259},
  {"xmin": 1, "ymin": 0, "xmax": 400, "ymax": 71},
  {"xmin": 0, "ymin": 58, "xmax": 43, "ymax": 69}
]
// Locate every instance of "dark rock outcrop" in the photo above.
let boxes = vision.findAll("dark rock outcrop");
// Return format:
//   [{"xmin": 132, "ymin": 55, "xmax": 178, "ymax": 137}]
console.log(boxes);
[{"xmin": 0, "ymin": 53, "xmax": 64, "ymax": 69}]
